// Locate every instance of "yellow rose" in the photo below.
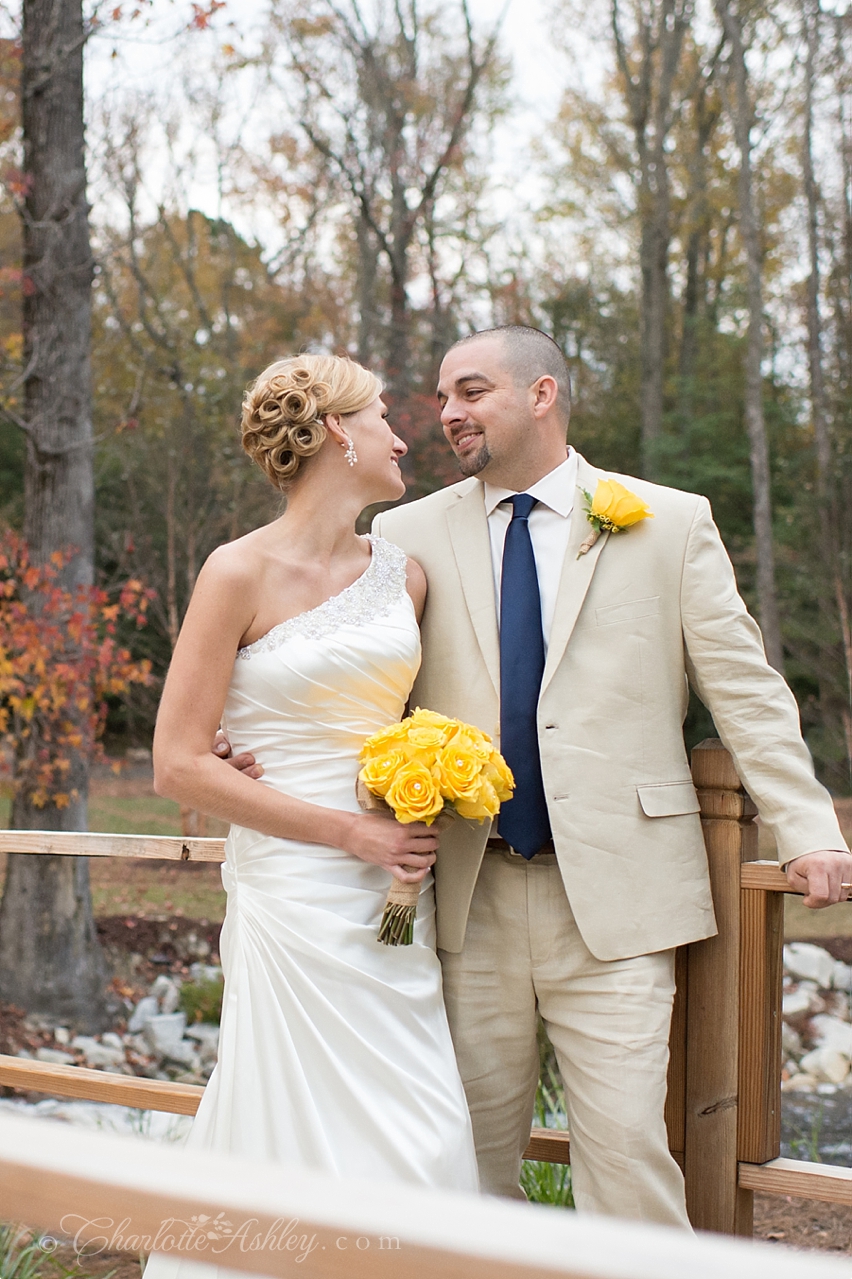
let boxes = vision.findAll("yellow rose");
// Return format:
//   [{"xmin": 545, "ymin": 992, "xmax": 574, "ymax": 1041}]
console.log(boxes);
[
  {"xmin": 360, "ymin": 719, "xmax": 412, "ymax": 761},
  {"xmin": 454, "ymin": 778, "xmax": 500, "ymax": 822},
  {"xmin": 433, "ymin": 740, "xmax": 483, "ymax": 800},
  {"xmin": 446, "ymin": 726, "xmax": 492, "ymax": 761},
  {"xmin": 590, "ymin": 479, "xmax": 654, "ymax": 530},
  {"xmin": 385, "ymin": 760, "xmax": 445, "ymax": 825},
  {"xmin": 484, "ymin": 750, "xmax": 514, "ymax": 802},
  {"xmin": 359, "ymin": 749, "xmax": 408, "ymax": 798},
  {"xmin": 409, "ymin": 707, "xmax": 458, "ymax": 734},
  {"xmin": 407, "ymin": 725, "xmax": 449, "ymax": 751}
]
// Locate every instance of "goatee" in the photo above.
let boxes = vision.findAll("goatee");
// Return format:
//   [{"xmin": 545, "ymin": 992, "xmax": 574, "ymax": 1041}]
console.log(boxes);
[{"xmin": 456, "ymin": 441, "xmax": 491, "ymax": 478}]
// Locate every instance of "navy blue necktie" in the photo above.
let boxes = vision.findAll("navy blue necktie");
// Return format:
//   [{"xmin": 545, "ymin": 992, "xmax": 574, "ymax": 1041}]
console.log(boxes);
[{"xmin": 498, "ymin": 494, "xmax": 552, "ymax": 858}]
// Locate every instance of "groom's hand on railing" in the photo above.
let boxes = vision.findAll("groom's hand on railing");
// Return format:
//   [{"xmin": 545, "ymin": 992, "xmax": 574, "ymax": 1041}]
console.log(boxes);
[
  {"xmin": 784, "ymin": 849, "xmax": 852, "ymax": 908},
  {"xmin": 213, "ymin": 729, "xmax": 264, "ymax": 779}
]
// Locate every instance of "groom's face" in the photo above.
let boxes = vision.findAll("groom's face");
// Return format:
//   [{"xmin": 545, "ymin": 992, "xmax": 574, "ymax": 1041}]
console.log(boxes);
[{"xmin": 436, "ymin": 337, "xmax": 533, "ymax": 480}]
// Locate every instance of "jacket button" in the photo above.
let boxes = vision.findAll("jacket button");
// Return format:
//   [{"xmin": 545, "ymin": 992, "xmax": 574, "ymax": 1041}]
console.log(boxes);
[{"xmin": 545, "ymin": 723, "xmax": 557, "ymax": 730}]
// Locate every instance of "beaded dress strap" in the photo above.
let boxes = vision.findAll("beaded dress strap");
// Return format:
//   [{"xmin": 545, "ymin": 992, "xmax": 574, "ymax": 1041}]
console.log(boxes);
[{"xmin": 236, "ymin": 536, "xmax": 408, "ymax": 659}]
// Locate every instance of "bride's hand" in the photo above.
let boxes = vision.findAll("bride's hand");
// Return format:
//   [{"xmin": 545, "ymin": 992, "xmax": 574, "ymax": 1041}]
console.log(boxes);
[{"xmin": 341, "ymin": 813, "xmax": 439, "ymax": 883}]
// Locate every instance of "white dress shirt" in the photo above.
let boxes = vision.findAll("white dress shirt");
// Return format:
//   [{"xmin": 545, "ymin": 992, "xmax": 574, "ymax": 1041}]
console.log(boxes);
[{"xmin": 483, "ymin": 449, "xmax": 578, "ymax": 652}]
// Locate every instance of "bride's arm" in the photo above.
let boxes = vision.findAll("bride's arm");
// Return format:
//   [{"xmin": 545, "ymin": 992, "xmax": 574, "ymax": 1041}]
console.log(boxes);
[
  {"xmin": 405, "ymin": 557, "xmax": 427, "ymax": 622},
  {"xmin": 153, "ymin": 550, "xmax": 438, "ymax": 882}
]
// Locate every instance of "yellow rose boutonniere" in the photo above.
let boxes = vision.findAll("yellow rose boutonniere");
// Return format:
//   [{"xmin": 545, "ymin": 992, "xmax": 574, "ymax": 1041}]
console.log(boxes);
[{"xmin": 578, "ymin": 478, "xmax": 654, "ymax": 557}]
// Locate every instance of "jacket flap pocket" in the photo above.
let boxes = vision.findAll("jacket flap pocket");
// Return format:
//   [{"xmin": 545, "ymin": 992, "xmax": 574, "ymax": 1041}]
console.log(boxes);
[
  {"xmin": 596, "ymin": 596, "xmax": 660, "ymax": 627},
  {"xmin": 637, "ymin": 781, "xmax": 701, "ymax": 818}
]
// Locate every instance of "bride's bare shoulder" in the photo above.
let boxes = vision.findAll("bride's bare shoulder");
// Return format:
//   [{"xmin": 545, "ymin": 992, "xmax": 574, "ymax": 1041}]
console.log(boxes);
[{"xmin": 202, "ymin": 527, "xmax": 271, "ymax": 584}]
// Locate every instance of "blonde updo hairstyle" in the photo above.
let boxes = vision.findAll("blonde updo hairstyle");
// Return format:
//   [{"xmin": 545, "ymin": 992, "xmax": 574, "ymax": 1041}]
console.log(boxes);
[{"xmin": 240, "ymin": 354, "xmax": 382, "ymax": 490}]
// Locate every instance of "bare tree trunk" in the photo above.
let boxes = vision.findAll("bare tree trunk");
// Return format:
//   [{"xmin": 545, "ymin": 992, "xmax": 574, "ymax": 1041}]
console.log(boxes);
[
  {"xmin": 612, "ymin": 0, "xmax": 692, "ymax": 478},
  {"xmin": 385, "ymin": 246, "xmax": 411, "ymax": 400},
  {"xmin": 356, "ymin": 208, "xmax": 380, "ymax": 365},
  {"xmin": 286, "ymin": 0, "xmax": 500, "ymax": 400},
  {"xmin": 715, "ymin": 0, "xmax": 784, "ymax": 672},
  {"xmin": 804, "ymin": 0, "xmax": 830, "ymax": 493},
  {"xmin": 801, "ymin": 0, "xmax": 848, "ymax": 766},
  {"xmin": 678, "ymin": 58, "xmax": 722, "ymax": 432},
  {"xmin": 165, "ymin": 459, "xmax": 180, "ymax": 649},
  {"xmin": 637, "ymin": 185, "xmax": 669, "ymax": 473},
  {"xmin": 0, "ymin": 0, "xmax": 110, "ymax": 1029}
]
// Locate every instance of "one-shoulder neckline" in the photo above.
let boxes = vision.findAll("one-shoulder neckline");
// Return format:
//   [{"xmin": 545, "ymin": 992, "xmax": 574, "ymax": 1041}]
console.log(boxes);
[{"xmin": 236, "ymin": 535, "xmax": 408, "ymax": 660}]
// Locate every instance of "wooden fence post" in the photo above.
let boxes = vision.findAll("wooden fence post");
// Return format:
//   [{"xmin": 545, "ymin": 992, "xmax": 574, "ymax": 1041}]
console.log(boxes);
[
  {"xmin": 684, "ymin": 738, "xmax": 758, "ymax": 1235},
  {"xmin": 738, "ymin": 885, "xmax": 783, "ymax": 1167}
]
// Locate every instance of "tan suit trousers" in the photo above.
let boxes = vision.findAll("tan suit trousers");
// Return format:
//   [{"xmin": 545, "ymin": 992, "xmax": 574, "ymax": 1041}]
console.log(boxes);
[{"xmin": 438, "ymin": 851, "xmax": 690, "ymax": 1228}]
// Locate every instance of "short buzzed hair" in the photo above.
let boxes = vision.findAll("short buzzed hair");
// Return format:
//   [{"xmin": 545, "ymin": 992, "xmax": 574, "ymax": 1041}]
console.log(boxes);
[{"xmin": 449, "ymin": 325, "xmax": 572, "ymax": 420}]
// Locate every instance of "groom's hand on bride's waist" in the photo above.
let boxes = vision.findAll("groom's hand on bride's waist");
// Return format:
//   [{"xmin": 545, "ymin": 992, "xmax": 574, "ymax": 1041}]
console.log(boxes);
[
  {"xmin": 213, "ymin": 730, "xmax": 435, "ymax": 881},
  {"xmin": 214, "ymin": 729, "xmax": 264, "ymax": 779}
]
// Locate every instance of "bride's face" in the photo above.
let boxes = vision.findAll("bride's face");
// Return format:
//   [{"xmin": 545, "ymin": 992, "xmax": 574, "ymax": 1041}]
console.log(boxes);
[{"xmin": 344, "ymin": 397, "xmax": 407, "ymax": 501}]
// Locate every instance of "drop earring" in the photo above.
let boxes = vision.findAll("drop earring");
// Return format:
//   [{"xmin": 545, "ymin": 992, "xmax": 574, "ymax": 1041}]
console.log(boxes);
[{"xmin": 344, "ymin": 437, "xmax": 358, "ymax": 467}]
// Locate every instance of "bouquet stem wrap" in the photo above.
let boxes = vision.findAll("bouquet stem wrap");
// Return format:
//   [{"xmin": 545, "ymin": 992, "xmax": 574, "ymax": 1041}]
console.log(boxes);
[{"xmin": 377, "ymin": 877, "xmax": 421, "ymax": 946}]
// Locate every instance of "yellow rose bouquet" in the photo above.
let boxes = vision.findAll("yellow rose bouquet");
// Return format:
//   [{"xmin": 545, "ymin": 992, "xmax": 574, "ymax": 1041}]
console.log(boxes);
[{"xmin": 357, "ymin": 708, "xmax": 514, "ymax": 945}]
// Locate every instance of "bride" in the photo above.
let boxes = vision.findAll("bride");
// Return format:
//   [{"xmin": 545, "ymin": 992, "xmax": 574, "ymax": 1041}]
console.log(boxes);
[{"xmin": 146, "ymin": 354, "xmax": 478, "ymax": 1270}]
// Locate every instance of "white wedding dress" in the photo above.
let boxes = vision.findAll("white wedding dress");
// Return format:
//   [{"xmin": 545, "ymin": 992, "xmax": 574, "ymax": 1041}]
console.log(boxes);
[{"xmin": 144, "ymin": 536, "xmax": 477, "ymax": 1279}]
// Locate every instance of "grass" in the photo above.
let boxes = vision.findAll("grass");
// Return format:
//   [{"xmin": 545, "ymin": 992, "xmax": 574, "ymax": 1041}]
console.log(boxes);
[
  {"xmin": 88, "ymin": 859, "xmax": 227, "ymax": 920},
  {"xmin": 787, "ymin": 1103, "xmax": 824, "ymax": 1164},
  {"xmin": 0, "ymin": 1224, "xmax": 119, "ymax": 1279},
  {"xmin": 0, "ymin": 1225, "xmax": 57, "ymax": 1279},
  {"xmin": 180, "ymin": 974, "xmax": 224, "ymax": 1023},
  {"xmin": 0, "ymin": 789, "xmax": 228, "ymax": 920},
  {"xmin": 0, "ymin": 792, "xmax": 184, "ymax": 837},
  {"xmin": 521, "ymin": 1025, "xmax": 575, "ymax": 1209},
  {"xmin": 784, "ymin": 895, "xmax": 852, "ymax": 940}
]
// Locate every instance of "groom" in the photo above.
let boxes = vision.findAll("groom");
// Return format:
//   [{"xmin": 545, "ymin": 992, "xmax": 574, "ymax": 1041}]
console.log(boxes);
[
  {"xmin": 224, "ymin": 325, "xmax": 851, "ymax": 1225},
  {"xmin": 371, "ymin": 326, "xmax": 851, "ymax": 1226}
]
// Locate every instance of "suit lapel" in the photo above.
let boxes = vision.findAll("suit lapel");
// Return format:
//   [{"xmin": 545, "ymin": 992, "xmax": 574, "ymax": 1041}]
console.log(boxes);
[
  {"xmin": 445, "ymin": 481, "xmax": 500, "ymax": 696},
  {"xmin": 541, "ymin": 454, "xmax": 609, "ymax": 695}
]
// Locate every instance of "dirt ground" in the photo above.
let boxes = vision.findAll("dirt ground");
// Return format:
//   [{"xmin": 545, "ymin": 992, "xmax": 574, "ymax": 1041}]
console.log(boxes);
[{"xmin": 753, "ymin": 1195, "xmax": 852, "ymax": 1252}]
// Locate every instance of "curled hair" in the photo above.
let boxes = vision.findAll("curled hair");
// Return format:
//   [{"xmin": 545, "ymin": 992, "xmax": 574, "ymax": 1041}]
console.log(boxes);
[{"xmin": 241, "ymin": 354, "xmax": 382, "ymax": 490}]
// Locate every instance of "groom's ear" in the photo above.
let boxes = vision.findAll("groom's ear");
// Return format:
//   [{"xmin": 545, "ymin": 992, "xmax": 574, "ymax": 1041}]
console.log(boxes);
[{"xmin": 530, "ymin": 375, "xmax": 559, "ymax": 419}]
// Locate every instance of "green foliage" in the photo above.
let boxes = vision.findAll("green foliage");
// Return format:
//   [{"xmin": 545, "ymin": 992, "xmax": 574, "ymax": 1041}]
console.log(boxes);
[
  {"xmin": 0, "ymin": 1225, "xmax": 53, "ymax": 1279},
  {"xmin": 520, "ymin": 1022, "xmax": 575, "ymax": 1209},
  {"xmin": 786, "ymin": 1103, "xmax": 824, "ymax": 1165},
  {"xmin": 0, "ymin": 1223, "xmax": 117, "ymax": 1279},
  {"xmin": 179, "ymin": 974, "xmax": 224, "ymax": 1024},
  {"xmin": 520, "ymin": 1122, "xmax": 575, "ymax": 1208}
]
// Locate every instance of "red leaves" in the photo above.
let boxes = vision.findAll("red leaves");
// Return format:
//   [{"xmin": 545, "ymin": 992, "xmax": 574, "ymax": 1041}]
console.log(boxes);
[
  {"xmin": 188, "ymin": 0, "xmax": 225, "ymax": 31},
  {"xmin": 1, "ymin": 168, "xmax": 33, "ymax": 200},
  {"xmin": 0, "ymin": 530, "xmax": 155, "ymax": 809}
]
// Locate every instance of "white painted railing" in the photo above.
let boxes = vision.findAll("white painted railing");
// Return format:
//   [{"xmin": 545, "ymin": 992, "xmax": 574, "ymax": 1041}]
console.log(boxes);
[{"xmin": 0, "ymin": 1112, "xmax": 847, "ymax": 1279}]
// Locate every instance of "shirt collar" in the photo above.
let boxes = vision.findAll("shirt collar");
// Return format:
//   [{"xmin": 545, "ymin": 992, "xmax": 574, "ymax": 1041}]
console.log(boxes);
[{"xmin": 483, "ymin": 448, "xmax": 577, "ymax": 518}]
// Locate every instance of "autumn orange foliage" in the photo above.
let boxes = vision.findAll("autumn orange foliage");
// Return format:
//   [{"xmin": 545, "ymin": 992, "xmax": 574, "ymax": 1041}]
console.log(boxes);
[{"xmin": 0, "ymin": 530, "xmax": 154, "ymax": 809}]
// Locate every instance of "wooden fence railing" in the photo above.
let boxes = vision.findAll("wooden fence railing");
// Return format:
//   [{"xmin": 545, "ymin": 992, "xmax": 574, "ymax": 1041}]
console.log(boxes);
[
  {"xmin": 1, "ymin": 1109, "xmax": 849, "ymax": 1279},
  {"xmin": 0, "ymin": 737, "xmax": 849, "ymax": 1238}
]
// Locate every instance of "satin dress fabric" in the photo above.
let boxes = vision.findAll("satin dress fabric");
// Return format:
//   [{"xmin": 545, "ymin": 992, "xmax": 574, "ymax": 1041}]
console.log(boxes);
[{"xmin": 144, "ymin": 537, "xmax": 478, "ymax": 1279}]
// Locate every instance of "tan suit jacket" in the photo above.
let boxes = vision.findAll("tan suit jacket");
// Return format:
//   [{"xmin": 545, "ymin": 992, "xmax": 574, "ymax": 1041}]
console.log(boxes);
[{"xmin": 374, "ymin": 453, "xmax": 847, "ymax": 960}]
